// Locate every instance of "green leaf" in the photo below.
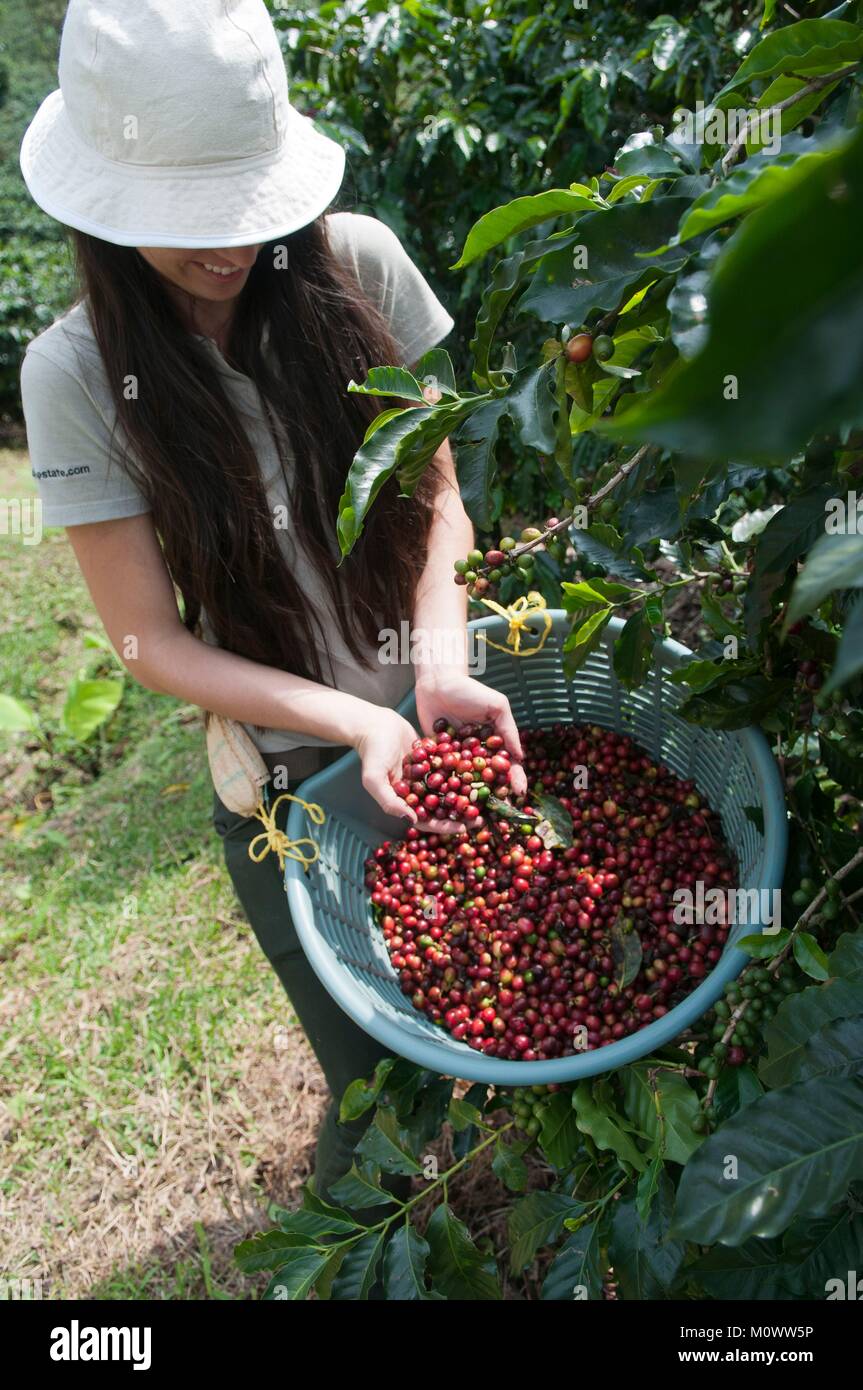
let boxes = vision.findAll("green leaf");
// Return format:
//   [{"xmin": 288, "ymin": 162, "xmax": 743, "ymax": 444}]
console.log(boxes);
[
  {"xmin": 338, "ymin": 397, "xmax": 479, "ymax": 554},
  {"xmin": 330, "ymin": 1230, "xmax": 386, "ymax": 1300},
  {"xmin": 492, "ymin": 1136, "xmax": 529, "ymax": 1192},
  {"xmin": 339, "ymin": 1057, "xmax": 397, "ymax": 1123},
  {"xmin": 401, "ymin": 1077, "xmax": 454, "ymax": 1149},
  {"xmin": 538, "ymin": 1092, "xmax": 582, "ymax": 1170},
  {"xmin": 636, "ymin": 1155, "xmax": 664, "ymax": 1221},
  {"xmin": 61, "ymin": 678, "xmax": 123, "ymax": 742},
  {"xmin": 686, "ymin": 1238, "xmax": 789, "ymax": 1299},
  {"xmin": 712, "ymin": 1064, "xmax": 765, "ymax": 1125},
  {"xmin": 447, "ymin": 1095, "xmax": 482, "ymax": 1133},
  {"xmin": 454, "ymin": 189, "xmax": 596, "ymax": 268},
  {"xmin": 262, "ymin": 1248, "xmax": 331, "ymax": 1300},
  {"xmin": 674, "ymin": 135, "xmax": 842, "ymax": 245},
  {"xmin": 0, "ymin": 693, "xmax": 38, "ymax": 733},
  {"xmin": 824, "ymin": 597, "xmax": 863, "ymax": 694},
  {"xmin": 562, "ymin": 605, "xmax": 613, "ymax": 676},
  {"xmin": 601, "ymin": 125, "xmax": 863, "ymax": 460},
  {"xmin": 760, "ymin": 977, "xmax": 863, "ymax": 1088},
  {"xmin": 609, "ymin": 1176, "xmax": 686, "ymax": 1300},
  {"xmin": 328, "ymin": 1161, "xmax": 400, "ymax": 1211},
  {"xmin": 794, "ymin": 1015, "xmax": 863, "ymax": 1083},
  {"xmin": 678, "ymin": 675, "xmax": 793, "ymax": 730},
  {"xmin": 454, "ymin": 398, "xmax": 507, "ymax": 528},
  {"xmin": 383, "ymin": 1223, "xmax": 443, "ymax": 1300},
  {"xmin": 822, "ymin": 733, "xmax": 863, "ymax": 797},
  {"xmin": 426, "ymin": 1203, "xmax": 502, "ymax": 1299},
  {"xmin": 573, "ymin": 1081, "xmax": 647, "ymax": 1172},
  {"xmin": 234, "ymin": 1228, "xmax": 322, "ymax": 1274},
  {"xmin": 784, "ymin": 532, "xmax": 863, "ymax": 630},
  {"xmin": 355, "ymin": 1108, "xmax": 423, "ymax": 1176},
  {"xmin": 671, "ymin": 1076, "xmax": 863, "ymax": 1246},
  {"xmin": 745, "ymin": 486, "xmax": 837, "ymax": 642},
  {"xmin": 829, "ymin": 931, "xmax": 863, "ymax": 984},
  {"xmin": 541, "ymin": 1224, "xmax": 605, "ymax": 1300},
  {"xmin": 347, "ymin": 366, "xmax": 428, "ymax": 403},
  {"xmin": 611, "ymin": 918, "xmax": 642, "ymax": 989},
  {"xmin": 517, "ymin": 196, "xmax": 691, "ymax": 326},
  {"xmin": 718, "ymin": 17, "xmax": 863, "ymax": 94},
  {"xmin": 508, "ymin": 1191, "xmax": 583, "ymax": 1274},
  {"xmin": 532, "ymin": 792, "xmax": 574, "ymax": 849},
  {"xmin": 613, "ymin": 608, "xmax": 655, "ymax": 690},
  {"xmin": 621, "ymin": 1066, "xmax": 703, "ymax": 1166},
  {"xmin": 737, "ymin": 930, "xmax": 790, "ymax": 958},
  {"xmin": 781, "ymin": 1208, "xmax": 863, "ymax": 1297},
  {"xmin": 793, "ymin": 932, "xmax": 831, "ymax": 981},
  {"xmin": 503, "ymin": 362, "xmax": 558, "ymax": 454},
  {"xmin": 413, "ymin": 347, "xmax": 457, "ymax": 397}
]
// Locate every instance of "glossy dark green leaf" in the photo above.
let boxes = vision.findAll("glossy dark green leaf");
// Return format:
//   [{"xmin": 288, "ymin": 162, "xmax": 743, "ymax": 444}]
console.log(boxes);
[
  {"xmin": 339, "ymin": 1057, "xmax": 397, "ymax": 1123},
  {"xmin": 794, "ymin": 1015, "xmax": 863, "ymax": 1082},
  {"xmin": 328, "ymin": 1160, "xmax": 401, "ymax": 1211},
  {"xmin": 355, "ymin": 1108, "xmax": 424, "ymax": 1176},
  {"xmin": 712, "ymin": 1064, "xmax": 765, "ymax": 1124},
  {"xmin": 426, "ymin": 1203, "xmax": 502, "ymax": 1299},
  {"xmin": 453, "ymin": 189, "xmax": 596, "ymax": 268},
  {"xmin": 678, "ymin": 674, "xmax": 793, "ymax": 730},
  {"xmin": 382, "ymin": 1223, "xmax": 444, "ymax": 1300},
  {"xmin": 573, "ymin": 1080, "xmax": 647, "ymax": 1172},
  {"xmin": 785, "ymin": 532, "xmax": 863, "ymax": 629},
  {"xmin": 760, "ymin": 977, "xmax": 863, "ymax": 1088},
  {"xmin": 602, "ymin": 125, "xmax": 863, "ymax": 460},
  {"xmin": 674, "ymin": 134, "xmax": 841, "ymax": 245},
  {"xmin": 621, "ymin": 1066, "xmax": 703, "ymax": 1165},
  {"xmin": 262, "ymin": 1248, "xmax": 332, "ymax": 1300},
  {"xmin": 517, "ymin": 196, "xmax": 692, "ymax": 325},
  {"xmin": 538, "ymin": 1092, "xmax": 582, "ymax": 1169},
  {"xmin": 823, "ymin": 597, "xmax": 863, "ymax": 694},
  {"xmin": 609, "ymin": 1175, "xmax": 686, "ymax": 1300},
  {"xmin": 330, "ymin": 1230, "xmax": 386, "ymax": 1300},
  {"xmin": 609, "ymin": 920, "xmax": 640, "ymax": 994},
  {"xmin": 686, "ymin": 1238, "xmax": 789, "ymax": 1299},
  {"xmin": 793, "ymin": 931, "xmax": 831, "ymax": 981},
  {"xmin": 508, "ymin": 1190, "xmax": 583, "ymax": 1273},
  {"xmin": 781, "ymin": 1208, "xmax": 863, "ymax": 1296},
  {"xmin": 671, "ymin": 1076, "xmax": 863, "ymax": 1245},
  {"xmin": 829, "ymin": 931, "xmax": 863, "ymax": 983},
  {"xmin": 347, "ymin": 366, "xmax": 427, "ymax": 402},
  {"xmin": 613, "ymin": 608, "xmax": 656, "ymax": 691},
  {"xmin": 492, "ymin": 1136, "xmax": 529, "ymax": 1192},
  {"xmin": 454, "ymin": 398, "xmax": 507, "ymax": 528},
  {"xmin": 541, "ymin": 1223, "xmax": 605, "ymax": 1300},
  {"xmin": 744, "ymin": 485, "xmax": 837, "ymax": 643},
  {"xmin": 718, "ymin": 17, "xmax": 863, "ymax": 94},
  {"xmin": 235, "ymin": 1228, "xmax": 323, "ymax": 1274}
]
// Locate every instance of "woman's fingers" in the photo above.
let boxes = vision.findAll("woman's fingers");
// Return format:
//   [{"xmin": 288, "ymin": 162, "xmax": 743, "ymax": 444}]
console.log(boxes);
[
  {"xmin": 489, "ymin": 695, "xmax": 524, "ymax": 764},
  {"xmin": 425, "ymin": 817, "xmax": 467, "ymax": 836},
  {"xmin": 362, "ymin": 766, "xmax": 416, "ymax": 823}
]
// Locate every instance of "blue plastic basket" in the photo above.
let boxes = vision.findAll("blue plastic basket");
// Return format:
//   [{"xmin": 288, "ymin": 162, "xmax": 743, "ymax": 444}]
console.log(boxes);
[{"xmin": 285, "ymin": 612, "xmax": 787, "ymax": 1084}]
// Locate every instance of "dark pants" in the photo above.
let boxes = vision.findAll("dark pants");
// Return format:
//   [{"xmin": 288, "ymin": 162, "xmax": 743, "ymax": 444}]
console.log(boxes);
[{"xmin": 211, "ymin": 752, "xmax": 410, "ymax": 1209}]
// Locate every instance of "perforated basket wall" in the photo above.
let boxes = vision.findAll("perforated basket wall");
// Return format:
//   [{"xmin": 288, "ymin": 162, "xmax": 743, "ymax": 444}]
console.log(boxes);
[{"xmin": 285, "ymin": 613, "xmax": 787, "ymax": 1083}]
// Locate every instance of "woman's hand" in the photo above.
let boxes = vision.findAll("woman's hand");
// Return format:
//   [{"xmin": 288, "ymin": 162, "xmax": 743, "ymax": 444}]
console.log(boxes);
[
  {"xmin": 352, "ymin": 706, "xmax": 466, "ymax": 833},
  {"xmin": 415, "ymin": 671, "xmax": 528, "ymax": 796}
]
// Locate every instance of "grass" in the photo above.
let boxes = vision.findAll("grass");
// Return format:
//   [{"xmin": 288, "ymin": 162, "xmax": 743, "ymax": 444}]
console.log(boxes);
[{"xmin": 0, "ymin": 448, "xmax": 327, "ymax": 1299}]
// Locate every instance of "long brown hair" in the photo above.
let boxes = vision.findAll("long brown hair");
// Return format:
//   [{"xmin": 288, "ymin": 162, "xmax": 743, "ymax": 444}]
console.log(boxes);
[{"xmin": 71, "ymin": 217, "xmax": 438, "ymax": 684}]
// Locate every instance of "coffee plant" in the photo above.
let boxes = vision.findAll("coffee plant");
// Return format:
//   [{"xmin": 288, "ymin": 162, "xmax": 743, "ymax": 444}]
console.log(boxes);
[{"xmin": 241, "ymin": 5, "xmax": 863, "ymax": 1300}]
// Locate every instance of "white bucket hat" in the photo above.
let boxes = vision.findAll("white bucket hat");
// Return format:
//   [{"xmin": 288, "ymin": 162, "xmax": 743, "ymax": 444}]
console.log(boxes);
[{"xmin": 20, "ymin": 0, "xmax": 346, "ymax": 248}]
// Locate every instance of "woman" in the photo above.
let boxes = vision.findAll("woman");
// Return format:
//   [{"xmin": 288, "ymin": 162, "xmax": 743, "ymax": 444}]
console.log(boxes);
[{"xmin": 19, "ymin": 0, "xmax": 524, "ymax": 1201}]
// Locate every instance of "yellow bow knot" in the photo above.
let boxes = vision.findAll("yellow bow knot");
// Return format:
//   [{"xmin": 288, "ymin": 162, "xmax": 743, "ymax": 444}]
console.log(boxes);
[
  {"xmin": 478, "ymin": 590, "xmax": 552, "ymax": 658},
  {"xmin": 248, "ymin": 792, "xmax": 326, "ymax": 872}
]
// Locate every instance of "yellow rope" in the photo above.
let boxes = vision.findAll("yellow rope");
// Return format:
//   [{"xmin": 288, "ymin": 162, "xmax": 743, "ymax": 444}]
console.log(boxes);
[
  {"xmin": 248, "ymin": 793, "xmax": 326, "ymax": 873},
  {"xmin": 477, "ymin": 590, "xmax": 552, "ymax": 658}
]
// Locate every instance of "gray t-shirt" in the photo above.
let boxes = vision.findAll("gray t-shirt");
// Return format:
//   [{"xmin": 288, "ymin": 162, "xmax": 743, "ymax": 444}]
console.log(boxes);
[{"xmin": 20, "ymin": 212, "xmax": 455, "ymax": 754}]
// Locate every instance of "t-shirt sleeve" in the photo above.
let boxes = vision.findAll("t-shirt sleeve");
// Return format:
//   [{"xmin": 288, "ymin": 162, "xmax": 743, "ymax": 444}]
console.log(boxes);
[
  {"xmin": 20, "ymin": 344, "xmax": 151, "ymax": 527},
  {"xmin": 333, "ymin": 212, "xmax": 456, "ymax": 367}
]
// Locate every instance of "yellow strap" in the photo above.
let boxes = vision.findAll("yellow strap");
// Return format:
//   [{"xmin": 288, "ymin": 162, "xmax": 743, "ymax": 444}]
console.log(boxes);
[
  {"xmin": 248, "ymin": 792, "xmax": 326, "ymax": 873},
  {"xmin": 477, "ymin": 590, "xmax": 552, "ymax": 657}
]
